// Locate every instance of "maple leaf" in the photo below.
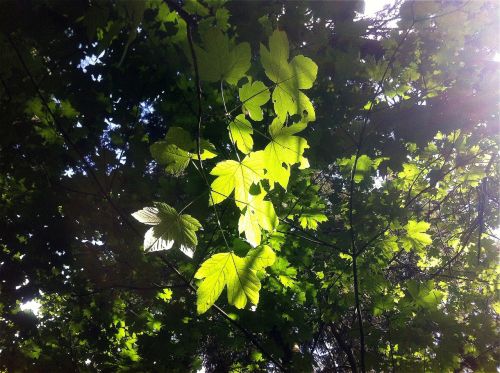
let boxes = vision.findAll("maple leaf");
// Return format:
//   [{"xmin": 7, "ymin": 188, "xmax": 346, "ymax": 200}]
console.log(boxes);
[
  {"xmin": 209, "ymin": 151, "xmax": 265, "ymax": 209},
  {"xmin": 260, "ymin": 30, "xmax": 317, "ymax": 122},
  {"xmin": 263, "ymin": 118, "xmax": 309, "ymax": 189}
]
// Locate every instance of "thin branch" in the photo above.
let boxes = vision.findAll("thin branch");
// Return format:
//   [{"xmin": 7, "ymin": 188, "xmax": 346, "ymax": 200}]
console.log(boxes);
[
  {"xmin": 0, "ymin": 72, "xmax": 12, "ymax": 102},
  {"xmin": 346, "ymin": 9, "xmax": 416, "ymax": 370},
  {"xmin": 160, "ymin": 255, "xmax": 286, "ymax": 371},
  {"xmin": 182, "ymin": 8, "xmax": 231, "ymax": 252},
  {"xmin": 330, "ymin": 324, "xmax": 358, "ymax": 373},
  {"xmin": 164, "ymin": 4, "xmax": 285, "ymax": 369},
  {"xmin": 73, "ymin": 283, "xmax": 188, "ymax": 297},
  {"xmin": 7, "ymin": 34, "xmax": 143, "ymax": 239}
]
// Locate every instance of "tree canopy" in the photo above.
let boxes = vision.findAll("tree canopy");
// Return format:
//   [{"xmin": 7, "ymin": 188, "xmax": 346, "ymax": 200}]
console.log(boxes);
[{"xmin": 0, "ymin": 0, "xmax": 498, "ymax": 372}]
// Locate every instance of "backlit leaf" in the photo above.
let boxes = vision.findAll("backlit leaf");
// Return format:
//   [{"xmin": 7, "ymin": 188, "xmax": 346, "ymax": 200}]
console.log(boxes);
[
  {"xmin": 228, "ymin": 114, "xmax": 253, "ymax": 154},
  {"xmin": 260, "ymin": 30, "xmax": 317, "ymax": 122},
  {"xmin": 263, "ymin": 118, "xmax": 309, "ymax": 189},
  {"xmin": 238, "ymin": 193, "xmax": 278, "ymax": 247},
  {"xmin": 239, "ymin": 80, "xmax": 270, "ymax": 121},
  {"xmin": 209, "ymin": 151, "xmax": 265, "ymax": 209},
  {"xmin": 132, "ymin": 202, "xmax": 202, "ymax": 257},
  {"xmin": 402, "ymin": 220, "xmax": 432, "ymax": 251},
  {"xmin": 194, "ymin": 247, "xmax": 275, "ymax": 314},
  {"xmin": 151, "ymin": 127, "xmax": 217, "ymax": 175}
]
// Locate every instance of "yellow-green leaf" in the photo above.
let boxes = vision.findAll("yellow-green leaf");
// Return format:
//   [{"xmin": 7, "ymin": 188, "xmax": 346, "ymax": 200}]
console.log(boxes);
[
  {"xmin": 228, "ymin": 114, "xmax": 253, "ymax": 154},
  {"xmin": 239, "ymin": 80, "xmax": 270, "ymax": 121},
  {"xmin": 150, "ymin": 127, "xmax": 217, "ymax": 175},
  {"xmin": 209, "ymin": 151, "xmax": 265, "ymax": 209},
  {"xmin": 194, "ymin": 247, "xmax": 275, "ymax": 314},
  {"xmin": 260, "ymin": 30, "xmax": 317, "ymax": 122},
  {"xmin": 263, "ymin": 118, "xmax": 309, "ymax": 189},
  {"xmin": 402, "ymin": 220, "xmax": 432, "ymax": 251},
  {"xmin": 238, "ymin": 193, "xmax": 278, "ymax": 247}
]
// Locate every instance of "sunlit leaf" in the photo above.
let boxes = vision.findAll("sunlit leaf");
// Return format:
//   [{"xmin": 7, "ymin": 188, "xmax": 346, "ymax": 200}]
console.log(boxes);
[
  {"xmin": 151, "ymin": 127, "xmax": 217, "ymax": 175},
  {"xmin": 228, "ymin": 114, "xmax": 253, "ymax": 154},
  {"xmin": 195, "ymin": 246, "xmax": 275, "ymax": 314},
  {"xmin": 238, "ymin": 193, "xmax": 278, "ymax": 247},
  {"xmin": 297, "ymin": 209, "xmax": 328, "ymax": 230},
  {"xmin": 260, "ymin": 30, "xmax": 317, "ymax": 122},
  {"xmin": 132, "ymin": 202, "xmax": 202, "ymax": 257},
  {"xmin": 239, "ymin": 80, "xmax": 270, "ymax": 121},
  {"xmin": 209, "ymin": 151, "xmax": 265, "ymax": 209},
  {"xmin": 263, "ymin": 118, "xmax": 309, "ymax": 189},
  {"xmin": 402, "ymin": 220, "xmax": 432, "ymax": 251}
]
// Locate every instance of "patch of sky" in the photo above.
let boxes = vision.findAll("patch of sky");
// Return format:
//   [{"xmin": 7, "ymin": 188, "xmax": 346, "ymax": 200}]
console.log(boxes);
[
  {"xmin": 84, "ymin": 154, "xmax": 97, "ymax": 168},
  {"xmin": 20, "ymin": 299, "xmax": 42, "ymax": 316},
  {"xmin": 139, "ymin": 100, "xmax": 155, "ymax": 123},
  {"xmin": 15, "ymin": 278, "xmax": 29, "ymax": 290},
  {"xmin": 78, "ymin": 50, "xmax": 105, "ymax": 73},
  {"xmin": 145, "ymin": 161, "xmax": 157, "ymax": 175},
  {"xmin": 63, "ymin": 168, "xmax": 75, "ymax": 177},
  {"xmin": 101, "ymin": 118, "xmax": 121, "ymax": 146},
  {"xmin": 101, "ymin": 118, "xmax": 127, "ymax": 172},
  {"xmin": 363, "ymin": 0, "xmax": 396, "ymax": 17},
  {"xmin": 372, "ymin": 173, "xmax": 385, "ymax": 189},
  {"xmin": 356, "ymin": 0, "xmax": 399, "ymax": 34},
  {"xmin": 105, "ymin": 118, "xmax": 121, "ymax": 131},
  {"xmin": 82, "ymin": 238, "xmax": 104, "ymax": 246}
]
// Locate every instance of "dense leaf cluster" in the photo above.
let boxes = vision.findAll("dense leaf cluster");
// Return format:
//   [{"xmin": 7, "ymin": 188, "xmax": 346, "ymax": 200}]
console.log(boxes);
[{"xmin": 0, "ymin": 1, "xmax": 498, "ymax": 372}]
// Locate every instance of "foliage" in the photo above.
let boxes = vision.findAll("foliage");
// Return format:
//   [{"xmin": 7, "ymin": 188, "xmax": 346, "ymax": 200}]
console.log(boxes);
[
  {"xmin": 195, "ymin": 245, "xmax": 276, "ymax": 314},
  {"xmin": 132, "ymin": 202, "xmax": 202, "ymax": 257},
  {"xmin": 0, "ymin": 0, "xmax": 498, "ymax": 372}
]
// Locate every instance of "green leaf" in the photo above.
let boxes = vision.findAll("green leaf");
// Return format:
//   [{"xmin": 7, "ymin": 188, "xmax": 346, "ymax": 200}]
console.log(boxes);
[
  {"xmin": 246, "ymin": 245, "xmax": 277, "ymax": 271},
  {"xmin": 198, "ymin": 139, "xmax": 218, "ymax": 160},
  {"xmin": 151, "ymin": 127, "xmax": 217, "ymax": 175},
  {"xmin": 159, "ymin": 6, "xmax": 187, "ymax": 43},
  {"xmin": 215, "ymin": 8, "xmax": 230, "ymax": 30},
  {"xmin": 492, "ymin": 302, "xmax": 500, "ymax": 315},
  {"xmin": 209, "ymin": 151, "xmax": 265, "ymax": 209},
  {"xmin": 165, "ymin": 127, "xmax": 194, "ymax": 150},
  {"xmin": 239, "ymin": 80, "xmax": 270, "ymax": 121},
  {"xmin": 131, "ymin": 202, "xmax": 202, "ymax": 257},
  {"xmin": 402, "ymin": 220, "xmax": 432, "ymax": 251},
  {"xmin": 354, "ymin": 155, "xmax": 373, "ymax": 183},
  {"xmin": 157, "ymin": 288, "xmax": 173, "ymax": 302},
  {"xmin": 398, "ymin": 163, "xmax": 420, "ymax": 187},
  {"xmin": 297, "ymin": 209, "xmax": 328, "ymax": 230},
  {"xmin": 339, "ymin": 154, "xmax": 373, "ymax": 183},
  {"xmin": 150, "ymin": 143, "xmax": 192, "ymax": 175},
  {"xmin": 59, "ymin": 100, "xmax": 79, "ymax": 118},
  {"xmin": 263, "ymin": 118, "xmax": 309, "ymax": 189},
  {"xmin": 260, "ymin": 30, "xmax": 317, "ymax": 122},
  {"xmin": 183, "ymin": 0, "xmax": 209, "ymax": 16},
  {"xmin": 272, "ymin": 257, "xmax": 297, "ymax": 278},
  {"xmin": 238, "ymin": 193, "xmax": 278, "ymax": 247},
  {"xmin": 194, "ymin": 246, "xmax": 275, "ymax": 314},
  {"xmin": 407, "ymin": 280, "xmax": 444, "ymax": 309},
  {"xmin": 382, "ymin": 235, "xmax": 399, "ymax": 256},
  {"xmin": 195, "ymin": 29, "xmax": 251, "ymax": 85},
  {"xmin": 228, "ymin": 114, "xmax": 253, "ymax": 154}
]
